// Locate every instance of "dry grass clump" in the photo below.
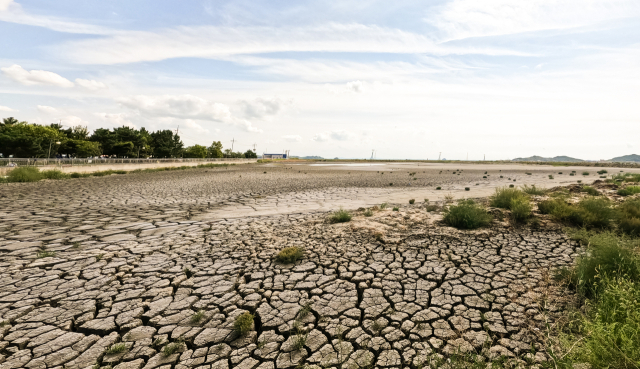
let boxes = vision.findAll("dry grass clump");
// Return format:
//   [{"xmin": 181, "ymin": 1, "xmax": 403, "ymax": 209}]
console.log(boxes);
[
  {"xmin": 276, "ymin": 246, "xmax": 303, "ymax": 264},
  {"xmin": 490, "ymin": 187, "xmax": 532, "ymax": 222}
]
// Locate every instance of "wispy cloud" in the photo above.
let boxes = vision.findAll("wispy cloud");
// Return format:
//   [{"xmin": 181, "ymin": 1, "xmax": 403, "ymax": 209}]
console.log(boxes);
[{"xmin": 2, "ymin": 64, "xmax": 74, "ymax": 87}]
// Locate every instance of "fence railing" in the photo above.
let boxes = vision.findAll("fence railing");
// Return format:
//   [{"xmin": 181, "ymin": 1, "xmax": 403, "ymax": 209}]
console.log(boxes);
[{"xmin": 1, "ymin": 157, "xmax": 254, "ymax": 167}]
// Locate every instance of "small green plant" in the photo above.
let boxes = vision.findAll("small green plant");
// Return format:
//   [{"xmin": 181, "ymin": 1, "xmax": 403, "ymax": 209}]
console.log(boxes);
[
  {"xmin": 424, "ymin": 198, "xmax": 429, "ymax": 203},
  {"xmin": 521, "ymin": 184, "xmax": 547, "ymax": 195},
  {"xmin": 371, "ymin": 320, "xmax": 382, "ymax": 334},
  {"xmin": 292, "ymin": 333, "xmax": 307, "ymax": 351},
  {"xmin": 392, "ymin": 207, "xmax": 399, "ymax": 211},
  {"xmin": 72, "ymin": 242, "xmax": 81, "ymax": 249},
  {"xmin": 426, "ymin": 204, "xmax": 438, "ymax": 212},
  {"xmin": 442, "ymin": 200, "xmax": 492, "ymax": 230},
  {"xmin": 96, "ymin": 254, "xmax": 104, "ymax": 261},
  {"xmin": 276, "ymin": 246, "xmax": 304, "ymax": 263},
  {"xmin": 436, "ymin": 186, "xmax": 441, "ymax": 190},
  {"xmin": 363, "ymin": 208, "xmax": 373, "ymax": 217},
  {"xmin": 464, "ymin": 187, "xmax": 470, "ymax": 191},
  {"xmin": 380, "ymin": 202, "xmax": 388, "ymax": 209},
  {"xmin": 509, "ymin": 184, "xmax": 514, "ymax": 188},
  {"xmin": 234, "ymin": 312, "xmax": 254, "ymax": 336},
  {"xmin": 581, "ymin": 186, "xmax": 600, "ymax": 196},
  {"xmin": 106, "ymin": 343, "xmax": 127, "ymax": 354},
  {"xmin": 490, "ymin": 187, "xmax": 528, "ymax": 209},
  {"xmin": 510, "ymin": 198, "xmax": 532, "ymax": 222},
  {"xmin": 162, "ymin": 342, "xmax": 181, "ymax": 356},
  {"xmin": 8, "ymin": 167, "xmax": 42, "ymax": 182},
  {"xmin": 183, "ymin": 267, "xmax": 193, "ymax": 278},
  {"xmin": 618, "ymin": 186, "xmax": 640, "ymax": 197},
  {"xmin": 42, "ymin": 169, "xmax": 69, "ymax": 180},
  {"xmin": 329, "ymin": 208, "xmax": 352, "ymax": 223},
  {"xmin": 548, "ymin": 175, "xmax": 554, "ymax": 179},
  {"xmin": 389, "ymin": 182, "xmax": 393, "ymax": 186},
  {"xmin": 618, "ymin": 198, "xmax": 640, "ymax": 236},
  {"xmin": 409, "ymin": 199, "xmax": 415, "ymax": 204},
  {"xmin": 577, "ymin": 180, "xmax": 582, "ymax": 183},
  {"xmin": 37, "ymin": 250, "xmax": 56, "ymax": 258},
  {"xmin": 582, "ymin": 171, "xmax": 590, "ymax": 176},
  {"xmin": 190, "ymin": 310, "xmax": 204, "ymax": 324}
]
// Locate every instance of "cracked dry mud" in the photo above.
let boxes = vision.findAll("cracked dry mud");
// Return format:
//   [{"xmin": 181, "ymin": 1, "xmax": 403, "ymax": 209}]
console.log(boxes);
[{"xmin": 0, "ymin": 165, "xmax": 579, "ymax": 369}]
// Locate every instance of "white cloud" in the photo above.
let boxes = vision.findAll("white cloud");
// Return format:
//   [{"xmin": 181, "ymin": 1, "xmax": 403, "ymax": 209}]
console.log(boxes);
[
  {"xmin": 282, "ymin": 135, "xmax": 302, "ymax": 142},
  {"xmin": 312, "ymin": 133, "xmax": 330, "ymax": 142},
  {"xmin": 330, "ymin": 130, "xmax": 356, "ymax": 141},
  {"xmin": 0, "ymin": 105, "xmax": 17, "ymax": 112},
  {"xmin": 94, "ymin": 113, "xmax": 136, "ymax": 128},
  {"xmin": 37, "ymin": 105, "xmax": 61, "ymax": 115},
  {"xmin": 2, "ymin": 64, "xmax": 74, "ymax": 87},
  {"xmin": 0, "ymin": 0, "xmax": 13, "ymax": 11},
  {"xmin": 238, "ymin": 97, "xmax": 291, "ymax": 119},
  {"xmin": 57, "ymin": 23, "xmax": 526, "ymax": 65},
  {"xmin": 75, "ymin": 78, "xmax": 107, "ymax": 90},
  {"xmin": 345, "ymin": 80, "xmax": 363, "ymax": 93},
  {"xmin": 426, "ymin": 0, "xmax": 640, "ymax": 41},
  {"xmin": 312, "ymin": 130, "xmax": 357, "ymax": 142},
  {"xmin": 327, "ymin": 80, "xmax": 367, "ymax": 94},
  {"xmin": 117, "ymin": 94, "xmax": 262, "ymax": 132}
]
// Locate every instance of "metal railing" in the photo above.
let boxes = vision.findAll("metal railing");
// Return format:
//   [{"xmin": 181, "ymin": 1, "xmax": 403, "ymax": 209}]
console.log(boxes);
[{"xmin": 1, "ymin": 157, "xmax": 254, "ymax": 167}]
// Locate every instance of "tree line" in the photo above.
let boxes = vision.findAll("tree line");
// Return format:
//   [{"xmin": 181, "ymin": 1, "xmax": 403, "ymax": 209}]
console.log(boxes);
[{"xmin": 0, "ymin": 117, "xmax": 258, "ymax": 159}]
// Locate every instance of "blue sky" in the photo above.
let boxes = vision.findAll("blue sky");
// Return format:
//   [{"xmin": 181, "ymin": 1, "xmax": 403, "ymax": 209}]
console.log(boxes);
[{"xmin": 1, "ymin": 0, "xmax": 639, "ymax": 159}]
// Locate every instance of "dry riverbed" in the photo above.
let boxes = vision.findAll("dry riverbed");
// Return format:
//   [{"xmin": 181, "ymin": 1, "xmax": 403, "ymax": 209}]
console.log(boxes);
[{"xmin": 0, "ymin": 162, "xmax": 614, "ymax": 369}]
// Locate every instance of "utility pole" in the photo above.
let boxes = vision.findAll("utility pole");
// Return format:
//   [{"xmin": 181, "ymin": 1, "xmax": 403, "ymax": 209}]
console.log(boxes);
[
  {"xmin": 438, "ymin": 152, "xmax": 441, "ymax": 160},
  {"xmin": 371, "ymin": 150, "xmax": 374, "ymax": 160},
  {"xmin": 484, "ymin": 154, "xmax": 485, "ymax": 161},
  {"xmin": 231, "ymin": 138, "xmax": 235, "ymax": 152},
  {"xmin": 252, "ymin": 143, "xmax": 257, "ymax": 152}
]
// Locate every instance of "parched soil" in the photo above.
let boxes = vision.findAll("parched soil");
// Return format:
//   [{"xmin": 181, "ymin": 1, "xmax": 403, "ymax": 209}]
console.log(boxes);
[{"xmin": 0, "ymin": 164, "xmax": 584, "ymax": 369}]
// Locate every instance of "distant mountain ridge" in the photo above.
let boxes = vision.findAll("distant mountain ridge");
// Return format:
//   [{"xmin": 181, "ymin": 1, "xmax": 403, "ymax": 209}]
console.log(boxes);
[
  {"xmin": 609, "ymin": 154, "xmax": 640, "ymax": 162},
  {"xmin": 512, "ymin": 154, "xmax": 640, "ymax": 163},
  {"xmin": 512, "ymin": 155, "xmax": 584, "ymax": 162}
]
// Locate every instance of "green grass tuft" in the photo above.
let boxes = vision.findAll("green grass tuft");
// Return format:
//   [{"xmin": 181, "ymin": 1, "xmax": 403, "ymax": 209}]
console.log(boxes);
[
  {"xmin": 329, "ymin": 208, "xmax": 352, "ymax": 223},
  {"xmin": 581, "ymin": 186, "xmax": 600, "ymax": 196},
  {"xmin": 162, "ymin": 342, "xmax": 181, "ymax": 357},
  {"xmin": 510, "ymin": 197, "xmax": 532, "ymax": 222},
  {"xmin": 442, "ymin": 200, "xmax": 492, "ymax": 230},
  {"xmin": 618, "ymin": 198, "xmax": 640, "ymax": 236},
  {"xmin": 618, "ymin": 186, "xmax": 640, "ymax": 197},
  {"xmin": 190, "ymin": 310, "xmax": 204, "ymax": 324},
  {"xmin": 490, "ymin": 187, "xmax": 528, "ymax": 209},
  {"xmin": 8, "ymin": 167, "xmax": 41, "ymax": 182},
  {"xmin": 234, "ymin": 312, "xmax": 254, "ymax": 336},
  {"xmin": 276, "ymin": 246, "xmax": 303, "ymax": 264},
  {"xmin": 106, "ymin": 343, "xmax": 127, "ymax": 355},
  {"xmin": 37, "ymin": 250, "xmax": 56, "ymax": 258},
  {"xmin": 42, "ymin": 169, "xmax": 69, "ymax": 180},
  {"xmin": 183, "ymin": 267, "xmax": 193, "ymax": 279},
  {"xmin": 409, "ymin": 199, "xmax": 415, "ymax": 204},
  {"xmin": 521, "ymin": 184, "xmax": 547, "ymax": 195},
  {"xmin": 363, "ymin": 208, "xmax": 373, "ymax": 217}
]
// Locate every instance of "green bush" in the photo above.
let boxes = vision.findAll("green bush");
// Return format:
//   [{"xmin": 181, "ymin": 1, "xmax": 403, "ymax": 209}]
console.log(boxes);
[
  {"xmin": 329, "ymin": 208, "xmax": 352, "ymax": 223},
  {"xmin": 70, "ymin": 172, "xmax": 90, "ymax": 178},
  {"xmin": 574, "ymin": 277, "xmax": 640, "ymax": 368},
  {"xmin": 618, "ymin": 198, "xmax": 640, "ymax": 236},
  {"xmin": 234, "ymin": 312, "xmax": 254, "ymax": 336},
  {"xmin": 490, "ymin": 187, "xmax": 528, "ymax": 209},
  {"xmin": 409, "ymin": 199, "xmax": 415, "ymax": 204},
  {"xmin": 521, "ymin": 184, "xmax": 547, "ymax": 195},
  {"xmin": 8, "ymin": 167, "xmax": 41, "ymax": 182},
  {"xmin": 583, "ymin": 172, "xmax": 590, "ymax": 176},
  {"xmin": 276, "ymin": 246, "xmax": 303, "ymax": 263},
  {"xmin": 106, "ymin": 343, "xmax": 127, "ymax": 354},
  {"xmin": 510, "ymin": 198, "xmax": 532, "ymax": 222},
  {"xmin": 581, "ymin": 186, "xmax": 600, "ymax": 196},
  {"xmin": 618, "ymin": 186, "xmax": 640, "ymax": 197},
  {"xmin": 42, "ymin": 169, "xmax": 68, "ymax": 180},
  {"xmin": 442, "ymin": 200, "xmax": 492, "ymax": 230},
  {"xmin": 570, "ymin": 197, "xmax": 615, "ymax": 229},
  {"xmin": 363, "ymin": 209, "xmax": 373, "ymax": 217}
]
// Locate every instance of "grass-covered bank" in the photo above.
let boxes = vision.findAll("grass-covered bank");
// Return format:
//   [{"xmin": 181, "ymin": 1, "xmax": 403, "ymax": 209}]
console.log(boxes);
[{"xmin": 0, "ymin": 163, "xmax": 234, "ymax": 183}]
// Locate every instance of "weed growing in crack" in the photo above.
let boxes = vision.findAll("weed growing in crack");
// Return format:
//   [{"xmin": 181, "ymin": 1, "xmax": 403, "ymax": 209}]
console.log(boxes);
[
  {"xmin": 363, "ymin": 208, "xmax": 373, "ymax": 217},
  {"xmin": 234, "ymin": 312, "xmax": 254, "ymax": 336},
  {"xmin": 380, "ymin": 202, "xmax": 388, "ymax": 209},
  {"xmin": 183, "ymin": 267, "xmax": 193, "ymax": 279},
  {"xmin": 105, "ymin": 343, "xmax": 127, "ymax": 355},
  {"xmin": 329, "ymin": 208, "xmax": 352, "ymax": 223},
  {"xmin": 190, "ymin": 310, "xmax": 204, "ymax": 324},
  {"xmin": 37, "ymin": 251, "xmax": 56, "ymax": 258},
  {"xmin": 443, "ymin": 200, "xmax": 492, "ymax": 230},
  {"xmin": 276, "ymin": 246, "xmax": 303, "ymax": 264},
  {"xmin": 162, "ymin": 342, "xmax": 181, "ymax": 356}
]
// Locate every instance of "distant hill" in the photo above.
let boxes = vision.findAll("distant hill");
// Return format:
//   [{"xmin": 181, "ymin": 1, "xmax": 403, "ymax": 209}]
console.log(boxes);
[
  {"xmin": 512, "ymin": 155, "xmax": 584, "ymax": 162},
  {"xmin": 300, "ymin": 156, "xmax": 324, "ymax": 159},
  {"xmin": 609, "ymin": 154, "xmax": 640, "ymax": 162}
]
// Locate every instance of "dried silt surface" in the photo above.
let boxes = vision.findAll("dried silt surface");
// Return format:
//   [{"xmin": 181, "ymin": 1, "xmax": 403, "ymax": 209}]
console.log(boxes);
[{"xmin": 0, "ymin": 165, "xmax": 580, "ymax": 369}]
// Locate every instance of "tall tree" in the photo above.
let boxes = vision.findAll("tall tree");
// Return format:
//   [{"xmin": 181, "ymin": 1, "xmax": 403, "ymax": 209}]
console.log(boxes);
[{"xmin": 207, "ymin": 141, "xmax": 224, "ymax": 158}]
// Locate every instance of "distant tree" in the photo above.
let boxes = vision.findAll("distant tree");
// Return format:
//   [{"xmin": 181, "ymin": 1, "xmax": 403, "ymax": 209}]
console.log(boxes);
[
  {"xmin": 150, "ymin": 130, "xmax": 183, "ymax": 158},
  {"xmin": 207, "ymin": 141, "xmax": 224, "ymax": 158},
  {"xmin": 184, "ymin": 144, "xmax": 208, "ymax": 158},
  {"xmin": 1, "ymin": 117, "xmax": 18, "ymax": 126},
  {"xmin": 90, "ymin": 128, "xmax": 116, "ymax": 155},
  {"xmin": 0, "ymin": 122, "xmax": 65, "ymax": 157},
  {"xmin": 59, "ymin": 139, "xmax": 101, "ymax": 157},
  {"xmin": 112, "ymin": 141, "xmax": 135, "ymax": 157},
  {"xmin": 244, "ymin": 150, "xmax": 257, "ymax": 158}
]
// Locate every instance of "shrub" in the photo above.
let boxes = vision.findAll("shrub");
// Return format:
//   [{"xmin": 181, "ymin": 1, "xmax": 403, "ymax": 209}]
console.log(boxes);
[
  {"xmin": 509, "ymin": 184, "xmax": 514, "ymax": 188},
  {"xmin": 570, "ymin": 197, "xmax": 615, "ymax": 229},
  {"xmin": 618, "ymin": 198, "xmax": 640, "ymax": 236},
  {"xmin": 392, "ymin": 207, "xmax": 399, "ymax": 211},
  {"xmin": 42, "ymin": 169, "xmax": 68, "ymax": 180},
  {"xmin": 464, "ymin": 187, "xmax": 470, "ymax": 191},
  {"xmin": 183, "ymin": 267, "xmax": 193, "ymax": 278},
  {"xmin": 582, "ymin": 172, "xmax": 589, "ymax": 176},
  {"xmin": 490, "ymin": 187, "xmax": 528, "ymax": 209},
  {"xmin": 329, "ymin": 209, "xmax": 352, "ymax": 223},
  {"xmin": 581, "ymin": 186, "xmax": 600, "ymax": 196},
  {"xmin": 380, "ymin": 203, "xmax": 388, "ymax": 209},
  {"xmin": 234, "ymin": 312, "xmax": 254, "ymax": 336},
  {"xmin": 162, "ymin": 342, "xmax": 181, "ymax": 356},
  {"xmin": 363, "ymin": 209, "xmax": 373, "ymax": 217},
  {"xmin": 571, "ymin": 232, "xmax": 640, "ymax": 298},
  {"xmin": 548, "ymin": 175, "xmax": 554, "ymax": 179},
  {"xmin": 8, "ymin": 167, "xmax": 41, "ymax": 182},
  {"xmin": 436, "ymin": 187, "xmax": 441, "ymax": 190},
  {"xmin": 276, "ymin": 246, "xmax": 303, "ymax": 264},
  {"xmin": 618, "ymin": 186, "xmax": 640, "ymax": 197},
  {"xmin": 426, "ymin": 205, "xmax": 439, "ymax": 212},
  {"xmin": 409, "ymin": 199, "xmax": 415, "ymax": 204},
  {"xmin": 70, "ymin": 172, "xmax": 90, "ymax": 178},
  {"xmin": 521, "ymin": 184, "xmax": 547, "ymax": 195},
  {"xmin": 574, "ymin": 277, "xmax": 640, "ymax": 368},
  {"xmin": 442, "ymin": 200, "xmax": 492, "ymax": 230},
  {"xmin": 510, "ymin": 198, "xmax": 532, "ymax": 222}
]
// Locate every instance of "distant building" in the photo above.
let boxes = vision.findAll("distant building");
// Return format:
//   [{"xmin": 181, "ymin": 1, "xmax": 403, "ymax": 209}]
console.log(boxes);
[{"xmin": 262, "ymin": 153, "xmax": 287, "ymax": 159}]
